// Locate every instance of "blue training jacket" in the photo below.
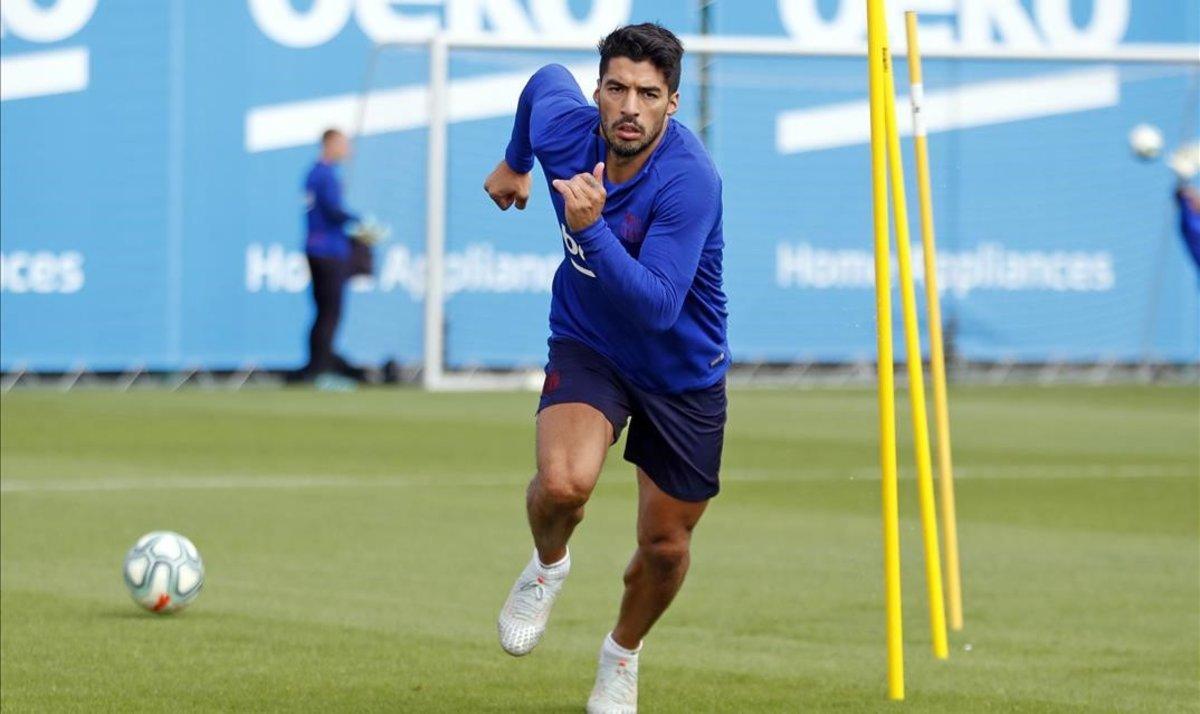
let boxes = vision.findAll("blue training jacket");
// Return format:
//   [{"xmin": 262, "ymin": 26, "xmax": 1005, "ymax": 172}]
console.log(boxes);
[
  {"xmin": 304, "ymin": 161, "xmax": 357, "ymax": 259},
  {"xmin": 505, "ymin": 64, "xmax": 729, "ymax": 394}
]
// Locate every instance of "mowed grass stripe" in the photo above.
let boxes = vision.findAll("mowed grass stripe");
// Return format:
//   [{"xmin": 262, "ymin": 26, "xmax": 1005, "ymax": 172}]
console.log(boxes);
[{"xmin": 3, "ymin": 459, "xmax": 1192, "ymax": 494}]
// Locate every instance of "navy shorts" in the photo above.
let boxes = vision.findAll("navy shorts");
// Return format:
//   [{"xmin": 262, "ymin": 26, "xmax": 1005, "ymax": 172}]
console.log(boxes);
[{"xmin": 537, "ymin": 338, "xmax": 727, "ymax": 502}]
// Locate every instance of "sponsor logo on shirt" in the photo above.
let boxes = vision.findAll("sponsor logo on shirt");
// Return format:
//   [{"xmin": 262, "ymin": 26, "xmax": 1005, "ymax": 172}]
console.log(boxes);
[{"xmin": 560, "ymin": 224, "xmax": 595, "ymax": 279}]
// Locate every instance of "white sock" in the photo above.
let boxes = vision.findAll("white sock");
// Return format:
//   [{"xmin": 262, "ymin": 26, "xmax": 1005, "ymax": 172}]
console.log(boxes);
[
  {"xmin": 536, "ymin": 547, "xmax": 570, "ymax": 573},
  {"xmin": 605, "ymin": 632, "xmax": 642, "ymax": 657}
]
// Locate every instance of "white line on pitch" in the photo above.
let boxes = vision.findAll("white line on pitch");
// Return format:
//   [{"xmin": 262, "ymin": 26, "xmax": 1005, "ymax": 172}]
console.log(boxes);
[
  {"xmin": 0, "ymin": 474, "xmax": 527, "ymax": 494},
  {"xmin": 0, "ymin": 462, "xmax": 1185, "ymax": 494}
]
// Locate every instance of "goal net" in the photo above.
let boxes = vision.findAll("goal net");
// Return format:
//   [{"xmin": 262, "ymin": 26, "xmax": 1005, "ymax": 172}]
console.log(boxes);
[{"xmin": 347, "ymin": 36, "xmax": 1199, "ymax": 390}]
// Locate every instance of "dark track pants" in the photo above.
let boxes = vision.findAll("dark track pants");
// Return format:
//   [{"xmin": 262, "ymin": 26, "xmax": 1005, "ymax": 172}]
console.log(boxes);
[{"xmin": 306, "ymin": 255, "xmax": 348, "ymax": 376}]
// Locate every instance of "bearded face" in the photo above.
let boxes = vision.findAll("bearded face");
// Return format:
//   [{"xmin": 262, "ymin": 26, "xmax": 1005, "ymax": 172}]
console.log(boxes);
[{"xmin": 595, "ymin": 57, "xmax": 679, "ymax": 160}]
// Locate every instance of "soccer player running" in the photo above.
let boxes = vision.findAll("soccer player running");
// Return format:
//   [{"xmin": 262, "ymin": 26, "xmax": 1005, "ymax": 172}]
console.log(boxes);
[{"xmin": 484, "ymin": 24, "xmax": 727, "ymax": 713}]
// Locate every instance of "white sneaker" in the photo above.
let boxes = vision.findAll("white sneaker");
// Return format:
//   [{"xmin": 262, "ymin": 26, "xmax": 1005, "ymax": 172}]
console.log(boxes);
[
  {"xmin": 586, "ymin": 633, "xmax": 641, "ymax": 714},
  {"xmin": 497, "ymin": 548, "xmax": 570, "ymax": 656}
]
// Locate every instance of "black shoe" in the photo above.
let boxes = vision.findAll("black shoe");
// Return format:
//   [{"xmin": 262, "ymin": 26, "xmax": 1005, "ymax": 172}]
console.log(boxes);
[{"xmin": 382, "ymin": 359, "xmax": 401, "ymax": 385}]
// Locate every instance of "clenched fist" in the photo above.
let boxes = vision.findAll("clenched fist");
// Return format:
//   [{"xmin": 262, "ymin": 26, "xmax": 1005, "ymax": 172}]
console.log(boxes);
[
  {"xmin": 484, "ymin": 160, "xmax": 532, "ymax": 210},
  {"xmin": 552, "ymin": 163, "xmax": 606, "ymax": 232}
]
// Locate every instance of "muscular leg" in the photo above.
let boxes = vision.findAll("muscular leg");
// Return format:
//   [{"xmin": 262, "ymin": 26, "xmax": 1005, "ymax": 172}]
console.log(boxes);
[
  {"xmin": 527, "ymin": 403, "xmax": 613, "ymax": 564},
  {"xmin": 610, "ymin": 469, "xmax": 708, "ymax": 650},
  {"xmin": 499, "ymin": 402, "xmax": 612, "ymax": 657}
]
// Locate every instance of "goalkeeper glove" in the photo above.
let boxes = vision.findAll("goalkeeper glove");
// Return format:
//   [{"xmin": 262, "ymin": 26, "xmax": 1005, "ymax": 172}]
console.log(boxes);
[
  {"xmin": 349, "ymin": 215, "xmax": 391, "ymax": 245},
  {"xmin": 1168, "ymin": 141, "xmax": 1200, "ymax": 182}
]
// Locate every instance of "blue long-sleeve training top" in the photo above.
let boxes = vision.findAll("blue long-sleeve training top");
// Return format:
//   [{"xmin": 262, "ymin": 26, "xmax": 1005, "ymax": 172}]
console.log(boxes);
[
  {"xmin": 304, "ymin": 161, "xmax": 357, "ymax": 259},
  {"xmin": 505, "ymin": 64, "xmax": 729, "ymax": 394}
]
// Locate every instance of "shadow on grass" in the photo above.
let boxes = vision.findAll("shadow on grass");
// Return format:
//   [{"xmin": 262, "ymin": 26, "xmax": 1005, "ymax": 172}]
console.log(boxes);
[{"xmin": 94, "ymin": 606, "xmax": 210, "ymax": 621}]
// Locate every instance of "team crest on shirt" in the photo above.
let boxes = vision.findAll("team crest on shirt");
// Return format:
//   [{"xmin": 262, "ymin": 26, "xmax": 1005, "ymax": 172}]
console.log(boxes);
[{"xmin": 619, "ymin": 211, "xmax": 644, "ymax": 244}]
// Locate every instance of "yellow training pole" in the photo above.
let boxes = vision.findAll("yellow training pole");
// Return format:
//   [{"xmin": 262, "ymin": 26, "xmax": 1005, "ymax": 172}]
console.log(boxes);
[
  {"xmin": 880, "ymin": 11, "xmax": 950, "ymax": 662},
  {"xmin": 905, "ymin": 10, "xmax": 964, "ymax": 633},
  {"xmin": 866, "ymin": 0, "xmax": 904, "ymax": 700}
]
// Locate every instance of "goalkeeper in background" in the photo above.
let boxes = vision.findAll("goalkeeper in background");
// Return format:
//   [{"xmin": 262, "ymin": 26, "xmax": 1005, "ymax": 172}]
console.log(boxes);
[
  {"xmin": 485, "ymin": 24, "xmax": 728, "ymax": 714},
  {"xmin": 299, "ymin": 128, "xmax": 382, "ymax": 388}
]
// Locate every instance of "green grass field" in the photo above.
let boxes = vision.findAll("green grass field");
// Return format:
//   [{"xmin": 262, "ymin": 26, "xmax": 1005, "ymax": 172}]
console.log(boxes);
[{"xmin": 1, "ymin": 385, "xmax": 1197, "ymax": 712}]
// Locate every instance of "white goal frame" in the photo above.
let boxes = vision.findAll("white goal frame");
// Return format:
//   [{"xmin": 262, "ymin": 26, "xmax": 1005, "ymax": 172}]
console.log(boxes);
[{"xmin": 384, "ymin": 33, "xmax": 1199, "ymax": 391}]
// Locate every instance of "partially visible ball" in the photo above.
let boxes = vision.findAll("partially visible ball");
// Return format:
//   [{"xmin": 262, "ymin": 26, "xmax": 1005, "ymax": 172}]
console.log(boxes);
[
  {"xmin": 123, "ymin": 531, "xmax": 204, "ymax": 614},
  {"xmin": 1129, "ymin": 123, "xmax": 1164, "ymax": 160}
]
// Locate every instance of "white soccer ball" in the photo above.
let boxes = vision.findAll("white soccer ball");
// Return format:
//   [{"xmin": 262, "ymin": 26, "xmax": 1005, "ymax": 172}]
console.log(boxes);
[
  {"xmin": 123, "ymin": 531, "xmax": 204, "ymax": 614},
  {"xmin": 1129, "ymin": 123, "xmax": 1164, "ymax": 160}
]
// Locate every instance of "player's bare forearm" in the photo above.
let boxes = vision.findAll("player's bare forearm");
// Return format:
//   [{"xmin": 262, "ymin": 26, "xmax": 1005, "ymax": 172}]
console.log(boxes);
[{"xmin": 484, "ymin": 160, "xmax": 531, "ymax": 211}]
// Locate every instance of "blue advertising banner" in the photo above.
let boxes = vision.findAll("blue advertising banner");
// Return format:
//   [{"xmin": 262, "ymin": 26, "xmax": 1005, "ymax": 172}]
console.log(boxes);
[{"xmin": 2, "ymin": 1, "xmax": 1197, "ymax": 371}]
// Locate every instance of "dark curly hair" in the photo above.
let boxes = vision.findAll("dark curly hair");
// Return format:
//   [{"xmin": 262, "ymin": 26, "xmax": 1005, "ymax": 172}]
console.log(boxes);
[{"xmin": 598, "ymin": 23, "xmax": 684, "ymax": 94}]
